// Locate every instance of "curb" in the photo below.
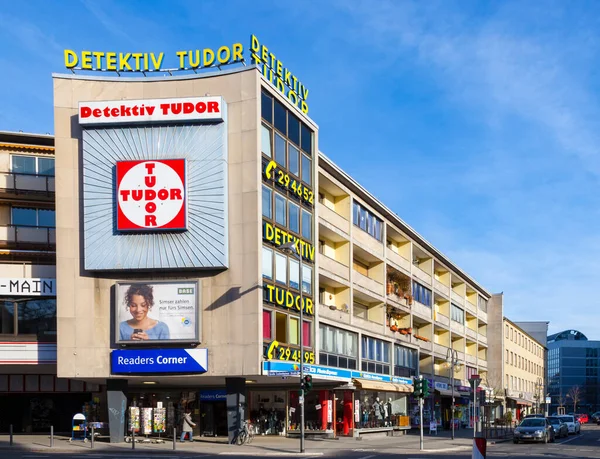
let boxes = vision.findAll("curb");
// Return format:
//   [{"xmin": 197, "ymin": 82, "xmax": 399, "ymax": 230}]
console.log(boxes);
[{"xmin": 219, "ymin": 453, "xmax": 323, "ymax": 457}]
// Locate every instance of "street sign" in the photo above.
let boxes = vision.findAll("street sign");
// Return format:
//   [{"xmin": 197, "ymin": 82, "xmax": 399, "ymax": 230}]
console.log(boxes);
[
  {"xmin": 468, "ymin": 374, "xmax": 481, "ymax": 390},
  {"xmin": 268, "ymin": 370, "xmax": 300, "ymax": 377},
  {"xmin": 546, "ymin": 396, "xmax": 551, "ymax": 404}
]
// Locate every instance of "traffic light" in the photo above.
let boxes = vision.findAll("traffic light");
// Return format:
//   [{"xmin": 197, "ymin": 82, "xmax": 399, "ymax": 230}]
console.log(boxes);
[
  {"xmin": 303, "ymin": 375, "xmax": 313, "ymax": 392},
  {"xmin": 422, "ymin": 379, "xmax": 430, "ymax": 398},
  {"xmin": 413, "ymin": 378, "xmax": 422, "ymax": 398}
]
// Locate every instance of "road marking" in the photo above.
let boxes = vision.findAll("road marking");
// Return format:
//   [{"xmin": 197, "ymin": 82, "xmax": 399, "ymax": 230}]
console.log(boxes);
[
  {"xmin": 358, "ymin": 455, "xmax": 376, "ymax": 459},
  {"xmin": 556, "ymin": 433, "xmax": 584, "ymax": 444}
]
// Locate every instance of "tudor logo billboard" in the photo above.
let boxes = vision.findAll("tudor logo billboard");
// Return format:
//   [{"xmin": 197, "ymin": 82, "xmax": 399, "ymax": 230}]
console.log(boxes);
[{"xmin": 116, "ymin": 159, "xmax": 186, "ymax": 231}]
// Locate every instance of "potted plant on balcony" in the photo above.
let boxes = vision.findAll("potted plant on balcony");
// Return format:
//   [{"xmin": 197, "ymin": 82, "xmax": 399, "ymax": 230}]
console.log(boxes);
[{"xmin": 390, "ymin": 317, "xmax": 398, "ymax": 332}]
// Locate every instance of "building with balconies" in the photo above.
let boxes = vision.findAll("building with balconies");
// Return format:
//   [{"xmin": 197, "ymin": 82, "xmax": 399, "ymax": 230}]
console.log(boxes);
[{"xmin": 316, "ymin": 153, "xmax": 494, "ymax": 429}]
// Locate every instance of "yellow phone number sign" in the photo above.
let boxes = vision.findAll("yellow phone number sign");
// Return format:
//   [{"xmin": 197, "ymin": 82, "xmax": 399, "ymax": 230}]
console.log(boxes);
[{"xmin": 265, "ymin": 340, "xmax": 315, "ymax": 364}]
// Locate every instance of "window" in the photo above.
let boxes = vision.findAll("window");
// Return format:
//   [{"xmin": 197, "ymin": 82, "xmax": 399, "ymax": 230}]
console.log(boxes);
[
  {"xmin": 263, "ymin": 310, "xmax": 272, "ymax": 340},
  {"xmin": 300, "ymin": 123, "xmax": 312, "ymax": 155},
  {"xmin": 451, "ymin": 304, "xmax": 464, "ymax": 324},
  {"xmin": 303, "ymin": 321, "xmax": 311, "ymax": 347},
  {"xmin": 288, "ymin": 113, "xmax": 300, "ymax": 146},
  {"xmin": 466, "ymin": 366, "xmax": 477, "ymax": 380},
  {"xmin": 11, "ymin": 155, "xmax": 55, "ymax": 176},
  {"xmin": 275, "ymin": 253, "xmax": 287, "ymax": 285},
  {"xmin": 352, "ymin": 201, "xmax": 383, "ymax": 241},
  {"xmin": 412, "ymin": 281, "xmax": 432, "ymax": 307},
  {"xmin": 301, "ymin": 209, "xmax": 312, "ymax": 240},
  {"xmin": 288, "ymin": 144, "xmax": 299, "ymax": 176},
  {"xmin": 12, "ymin": 207, "xmax": 55, "ymax": 228},
  {"xmin": 275, "ymin": 193, "xmax": 286, "ymax": 226},
  {"xmin": 1, "ymin": 299, "xmax": 56, "ymax": 339},
  {"xmin": 262, "ymin": 186, "xmax": 272, "ymax": 219},
  {"xmin": 505, "ymin": 324, "xmax": 509, "ymax": 338},
  {"xmin": 261, "ymin": 91, "xmax": 273, "ymax": 123},
  {"xmin": 261, "ymin": 125, "xmax": 272, "ymax": 158},
  {"xmin": 289, "ymin": 317, "xmax": 299, "ymax": 345},
  {"xmin": 302, "ymin": 265, "xmax": 312, "ymax": 295},
  {"xmin": 301, "ymin": 154, "xmax": 312, "ymax": 186},
  {"xmin": 262, "ymin": 247, "xmax": 273, "ymax": 280},
  {"xmin": 361, "ymin": 335, "xmax": 391, "ymax": 375},
  {"xmin": 394, "ymin": 345, "xmax": 418, "ymax": 377},
  {"xmin": 289, "ymin": 258, "xmax": 299, "ymax": 290},
  {"xmin": 289, "ymin": 202, "xmax": 300, "ymax": 234},
  {"xmin": 275, "ymin": 133, "xmax": 286, "ymax": 167},
  {"xmin": 478, "ymin": 296, "xmax": 488, "ymax": 312},
  {"xmin": 275, "ymin": 312, "xmax": 287, "ymax": 342},
  {"xmin": 506, "ymin": 349, "xmax": 509, "ymax": 363},
  {"xmin": 273, "ymin": 99, "xmax": 287, "ymax": 135}
]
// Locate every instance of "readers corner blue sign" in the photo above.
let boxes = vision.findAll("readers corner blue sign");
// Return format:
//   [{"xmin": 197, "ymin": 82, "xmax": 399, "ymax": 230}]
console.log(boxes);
[{"xmin": 111, "ymin": 348, "xmax": 208, "ymax": 374}]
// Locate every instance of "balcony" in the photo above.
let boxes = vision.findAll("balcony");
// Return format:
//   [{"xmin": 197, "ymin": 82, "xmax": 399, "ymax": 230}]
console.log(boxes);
[
  {"xmin": 353, "ymin": 271, "xmax": 384, "ymax": 298},
  {"xmin": 450, "ymin": 320, "xmax": 465, "ymax": 335},
  {"xmin": 478, "ymin": 359, "xmax": 488, "ymax": 369},
  {"xmin": 413, "ymin": 265, "xmax": 432, "ymax": 285},
  {"xmin": 319, "ymin": 255, "xmax": 350, "ymax": 282},
  {"xmin": 451, "ymin": 291, "xmax": 464, "ymax": 305},
  {"xmin": 465, "ymin": 300, "xmax": 477, "ymax": 314},
  {"xmin": 319, "ymin": 302, "xmax": 350, "ymax": 324},
  {"xmin": 478, "ymin": 334, "xmax": 488, "ymax": 345},
  {"xmin": 434, "ymin": 311, "xmax": 450, "ymax": 327},
  {"xmin": 466, "ymin": 354, "xmax": 477, "ymax": 365},
  {"xmin": 418, "ymin": 340, "xmax": 432, "ymax": 352},
  {"xmin": 478, "ymin": 309, "xmax": 488, "ymax": 323},
  {"xmin": 434, "ymin": 280, "xmax": 450, "ymax": 297},
  {"xmin": 0, "ymin": 172, "xmax": 55, "ymax": 197},
  {"xmin": 434, "ymin": 343, "xmax": 448, "ymax": 356},
  {"xmin": 353, "ymin": 228, "xmax": 384, "ymax": 258},
  {"xmin": 387, "ymin": 249, "xmax": 411, "ymax": 274},
  {"xmin": 466, "ymin": 328, "xmax": 477, "ymax": 340},
  {"xmin": 412, "ymin": 301, "xmax": 432, "ymax": 320},
  {"xmin": 454, "ymin": 351, "xmax": 465, "ymax": 362},
  {"xmin": 352, "ymin": 313, "xmax": 383, "ymax": 333},
  {"xmin": 318, "ymin": 202, "xmax": 350, "ymax": 236},
  {"xmin": 0, "ymin": 225, "xmax": 55, "ymax": 250}
]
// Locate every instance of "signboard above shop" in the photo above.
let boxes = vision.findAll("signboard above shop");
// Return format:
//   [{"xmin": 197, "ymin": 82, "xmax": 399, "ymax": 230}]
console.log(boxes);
[{"xmin": 0, "ymin": 278, "xmax": 56, "ymax": 296}]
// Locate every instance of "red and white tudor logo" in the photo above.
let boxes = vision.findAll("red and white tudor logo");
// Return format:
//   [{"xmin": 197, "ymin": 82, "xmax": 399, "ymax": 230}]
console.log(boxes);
[{"xmin": 116, "ymin": 159, "xmax": 186, "ymax": 231}]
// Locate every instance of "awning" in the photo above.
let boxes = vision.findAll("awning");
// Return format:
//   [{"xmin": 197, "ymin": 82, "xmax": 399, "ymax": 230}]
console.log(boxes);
[
  {"xmin": 435, "ymin": 388, "xmax": 454, "ymax": 397},
  {"xmin": 353, "ymin": 378, "xmax": 413, "ymax": 393},
  {"xmin": 506, "ymin": 396, "xmax": 532, "ymax": 406}
]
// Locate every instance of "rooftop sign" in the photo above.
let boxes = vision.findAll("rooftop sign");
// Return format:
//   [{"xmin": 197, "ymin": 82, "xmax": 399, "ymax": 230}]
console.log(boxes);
[{"xmin": 64, "ymin": 35, "xmax": 309, "ymax": 114}]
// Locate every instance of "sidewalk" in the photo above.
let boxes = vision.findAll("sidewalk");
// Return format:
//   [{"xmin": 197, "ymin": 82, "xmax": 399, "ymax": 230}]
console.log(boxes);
[{"xmin": 0, "ymin": 432, "xmax": 476, "ymax": 455}]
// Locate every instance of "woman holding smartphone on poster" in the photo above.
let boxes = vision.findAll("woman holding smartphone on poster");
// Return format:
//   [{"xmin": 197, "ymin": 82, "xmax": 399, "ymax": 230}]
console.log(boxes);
[{"xmin": 119, "ymin": 284, "xmax": 170, "ymax": 341}]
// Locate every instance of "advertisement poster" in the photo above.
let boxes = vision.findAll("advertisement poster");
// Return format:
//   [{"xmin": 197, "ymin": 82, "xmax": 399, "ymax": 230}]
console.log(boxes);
[
  {"xmin": 115, "ymin": 281, "xmax": 199, "ymax": 344},
  {"xmin": 153, "ymin": 408, "xmax": 166, "ymax": 433},
  {"xmin": 141, "ymin": 408, "xmax": 153, "ymax": 435},
  {"xmin": 128, "ymin": 407, "xmax": 140, "ymax": 433}
]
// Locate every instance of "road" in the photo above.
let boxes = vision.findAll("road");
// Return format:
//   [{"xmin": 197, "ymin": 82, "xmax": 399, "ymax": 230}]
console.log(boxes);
[{"xmin": 3, "ymin": 425, "xmax": 600, "ymax": 458}]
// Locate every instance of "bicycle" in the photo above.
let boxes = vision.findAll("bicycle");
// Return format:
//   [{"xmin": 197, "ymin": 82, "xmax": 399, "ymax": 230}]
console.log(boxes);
[{"xmin": 236, "ymin": 420, "xmax": 255, "ymax": 445}]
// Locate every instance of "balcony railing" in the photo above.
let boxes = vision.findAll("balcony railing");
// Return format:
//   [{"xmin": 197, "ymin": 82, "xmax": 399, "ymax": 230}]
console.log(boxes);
[
  {"xmin": 434, "ymin": 280, "xmax": 450, "ymax": 297},
  {"xmin": 478, "ymin": 309, "xmax": 488, "ymax": 323},
  {"xmin": 434, "ymin": 343, "xmax": 448, "ymax": 356},
  {"xmin": 412, "ymin": 301, "xmax": 432, "ymax": 320},
  {"xmin": 418, "ymin": 340, "xmax": 432, "ymax": 352},
  {"xmin": 353, "ymin": 229, "xmax": 384, "ymax": 258},
  {"xmin": 466, "ymin": 327, "xmax": 477, "ymax": 339},
  {"xmin": 465, "ymin": 300, "xmax": 477, "ymax": 313},
  {"xmin": 450, "ymin": 320, "xmax": 465, "ymax": 335},
  {"xmin": 478, "ymin": 358, "xmax": 488, "ymax": 369},
  {"xmin": 319, "ymin": 254, "xmax": 350, "ymax": 281},
  {"xmin": 0, "ymin": 225, "xmax": 56, "ymax": 248},
  {"xmin": 0, "ymin": 172, "xmax": 55, "ymax": 195},
  {"xmin": 451, "ymin": 291, "xmax": 464, "ymax": 305},
  {"xmin": 413, "ymin": 266, "xmax": 432, "ymax": 285},
  {"xmin": 478, "ymin": 334, "xmax": 488, "ymax": 345},
  {"xmin": 434, "ymin": 311, "xmax": 450, "ymax": 327},
  {"xmin": 353, "ymin": 271, "xmax": 384, "ymax": 298},
  {"xmin": 387, "ymin": 249, "xmax": 411, "ymax": 274},
  {"xmin": 318, "ymin": 203, "xmax": 350, "ymax": 235},
  {"xmin": 466, "ymin": 354, "xmax": 477, "ymax": 365}
]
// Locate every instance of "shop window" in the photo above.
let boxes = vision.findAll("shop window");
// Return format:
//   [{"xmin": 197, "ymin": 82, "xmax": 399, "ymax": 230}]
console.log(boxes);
[
  {"xmin": 301, "ymin": 209, "xmax": 312, "ymax": 240},
  {"xmin": 262, "ymin": 247, "xmax": 273, "ymax": 280},
  {"xmin": 0, "ymin": 301, "xmax": 15, "ymax": 334},
  {"xmin": 261, "ymin": 91, "xmax": 273, "ymax": 123},
  {"xmin": 361, "ymin": 335, "xmax": 391, "ymax": 375},
  {"xmin": 288, "ymin": 113, "xmax": 300, "ymax": 146},
  {"xmin": 275, "ymin": 312, "xmax": 287, "ymax": 342},
  {"xmin": 412, "ymin": 281, "xmax": 432, "ymax": 307},
  {"xmin": 301, "ymin": 154, "xmax": 312, "ymax": 186},
  {"xmin": 451, "ymin": 304, "xmax": 464, "ymax": 324},
  {"xmin": 11, "ymin": 155, "xmax": 55, "ymax": 176},
  {"xmin": 352, "ymin": 201, "xmax": 382, "ymax": 241},
  {"xmin": 289, "ymin": 258, "xmax": 300, "ymax": 290},
  {"xmin": 275, "ymin": 193, "xmax": 286, "ymax": 226},
  {"xmin": 289, "ymin": 201, "xmax": 300, "ymax": 234},
  {"xmin": 288, "ymin": 143, "xmax": 299, "ymax": 176},
  {"xmin": 263, "ymin": 310, "xmax": 272, "ymax": 340},
  {"xmin": 274, "ymin": 99, "xmax": 287, "ymax": 135},
  {"xmin": 261, "ymin": 125, "xmax": 272, "ymax": 158},
  {"xmin": 289, "ymin": 317, "xmax": 299, "ymax": 345},
  {"xmin": 302, "ymin": 265, "xmax": 312, "ymax": 295},
  {"xmin": 275, "ymin": 132, "xmax": 286, "ymax": 168},
  {"xmin": 12, "ymin": 207, "xmax": 56, "ymax": 228},
  {"xmin": 300, "ymin": 123, "xmax": 312, "ymax": 155},
  {"xmin": 275, "ymin": 253, "xmax": 287, "ymax": 285},
  {"xmin": 262, "ymin": 186, "xmax": 272, "ymax": 219},
  {"xmin": 303, "ymin": 320, "xmax": 311, "ymax": 347},
  {"xmin": 0, "ymin": 299, "xmax": 56, "ymax": 339},
  {"xmin": 356, "ymin": 390, "xmax": 408, "ymax": 429}
]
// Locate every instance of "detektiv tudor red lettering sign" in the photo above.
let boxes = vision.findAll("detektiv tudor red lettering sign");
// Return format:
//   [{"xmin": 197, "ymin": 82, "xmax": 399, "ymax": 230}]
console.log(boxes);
[
  {"xmin": 78, "ymin": 96, "xmax": 224, "ymax": 125},
  {"xmin": 116, "ymin": 159, "xmax": 187, "ymax": 231}
]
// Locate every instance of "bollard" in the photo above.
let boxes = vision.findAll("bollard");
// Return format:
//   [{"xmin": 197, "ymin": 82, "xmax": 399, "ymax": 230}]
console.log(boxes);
[
  {"xmin": 132, "ymin": 427, "xmax": 135, "ymax": 450},
  {"xmin": 91, "ymin": 426, "xmax": 94, "ymax": 449},
  {"xmin": 9, "ymin": 424, "xmax": 13, "ymax": 446},
  {"xmin": 173, "ymin": 428, "xmax": 176, "ymax": 450},
  {"xmin": 50, "ymin": 425, "xmax": 54, "ymax": 448},
  {"xmin": 472, "ymin": 436, "xmax": 486, "ymax": 459}
]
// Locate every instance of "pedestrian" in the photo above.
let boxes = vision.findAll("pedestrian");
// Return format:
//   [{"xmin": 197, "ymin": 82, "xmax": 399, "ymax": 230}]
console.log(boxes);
[{"xmin": 180, "ymin": 410, "xmax": 196, "ymax": 442}]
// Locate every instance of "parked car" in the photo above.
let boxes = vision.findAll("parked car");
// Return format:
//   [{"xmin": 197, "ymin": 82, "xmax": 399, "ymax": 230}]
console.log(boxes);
[
  {"xmin": 513, "ymin": 418, "xmax": 554, "ymax": 444},
  {"xmin": 558, "ymin": 415, "xmax": 581, "ymax": 434},
  {"xmin": 575, "ymin": 414, "xmax": 589, "ymax": 424},
  {"xmin": 547, "ymin": 416, "xmax": 569, "ymax": 439},
  {"xmin": 591, "ymin": 411, "xmax": 600, "ymax": 423},
  {"xmin": 524, "ymin": 414, "xmax": 545, "ymax": 419}
]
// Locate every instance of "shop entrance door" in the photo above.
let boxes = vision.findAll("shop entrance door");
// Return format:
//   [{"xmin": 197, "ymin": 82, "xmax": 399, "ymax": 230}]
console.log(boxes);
[
  {"xmin": 334, "ymin": 390, "xmax": 353, "ymax": 436},
  {"xmin": 200, "ymin": 401, "xmax": 227, "ymax": 437}
]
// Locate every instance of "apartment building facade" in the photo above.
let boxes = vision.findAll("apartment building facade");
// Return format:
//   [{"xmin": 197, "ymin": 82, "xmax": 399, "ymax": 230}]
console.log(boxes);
[
  {"xmin": 488, "ymin": 294, "xmax": 546, "ymax": 421},
  {"xmin": 0, "ymin": 131, "xmax": 98, "ymax": 433}
]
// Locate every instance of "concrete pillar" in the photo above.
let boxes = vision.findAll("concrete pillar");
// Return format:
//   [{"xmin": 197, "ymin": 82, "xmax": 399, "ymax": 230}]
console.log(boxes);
[
  {"xmin": 226, "ymin": 377, "xmax": 246, "ymax": 444},
  {"xmin": 106, "ymin": 379, "xmax": 128, "ymax": 443}
]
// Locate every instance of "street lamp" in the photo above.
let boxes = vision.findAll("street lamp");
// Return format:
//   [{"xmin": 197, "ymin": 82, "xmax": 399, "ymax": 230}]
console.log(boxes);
[
  {"xmin": 278, "ymin": 241, "xmax": 305, "ymax": 453},
  {"xmin": 446, "ymin": 348, "xmax": 461, "ymax": 440}
]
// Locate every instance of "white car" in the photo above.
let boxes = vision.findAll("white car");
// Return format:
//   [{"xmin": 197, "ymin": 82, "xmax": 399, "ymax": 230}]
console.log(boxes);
[{"xmin": 558, "ymin": 415, "xmax": 581, "ymax": 434}]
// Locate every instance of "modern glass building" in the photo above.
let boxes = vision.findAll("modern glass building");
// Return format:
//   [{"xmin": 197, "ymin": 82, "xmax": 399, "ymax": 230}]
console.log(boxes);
[{"xmin": 547, "ymin": 330, "xmax": 600, "ymax": 414}]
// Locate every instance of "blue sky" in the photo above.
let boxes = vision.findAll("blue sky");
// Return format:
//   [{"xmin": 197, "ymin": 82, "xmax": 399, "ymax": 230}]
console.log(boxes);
[{"xmin": 1, "ymin": 0, "xmax": 599, "ymax": 338}]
